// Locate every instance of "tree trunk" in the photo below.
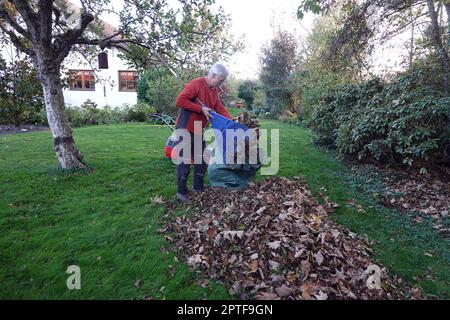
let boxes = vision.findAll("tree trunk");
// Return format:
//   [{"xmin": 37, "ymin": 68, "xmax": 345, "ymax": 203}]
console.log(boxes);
[
  {"xmin": 38, "ymin": 64, "xmax": 88, "ymax": 170},
  {"xmin": 409, "ymin": 5, "xmax": 415, "ymax": 68},
  {"xmin": 427, "ymin": 0, "xmax": 450, "ymax": 94},
  {"xmin": 445, "ymin": 2, "xmax": 450, "ymax": 50}
]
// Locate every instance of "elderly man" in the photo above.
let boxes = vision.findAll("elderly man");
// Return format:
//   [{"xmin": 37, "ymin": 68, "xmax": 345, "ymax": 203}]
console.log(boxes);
[{"xmin": 174, "ymin": 63, "xmax": 233, "ymax": 202}]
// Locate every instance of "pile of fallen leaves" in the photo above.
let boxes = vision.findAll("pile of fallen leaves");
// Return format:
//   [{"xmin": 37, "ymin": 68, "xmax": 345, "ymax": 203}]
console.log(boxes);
[{"xmin": 162, "ymin": 177, "xmax": 421, "ymax": 300}]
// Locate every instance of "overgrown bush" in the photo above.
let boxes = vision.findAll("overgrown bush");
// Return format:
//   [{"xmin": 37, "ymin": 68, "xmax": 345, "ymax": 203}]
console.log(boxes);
[
  {"xmin": 309, "ymin": 79, "xmax": 383, "ymax": 146},
  {"xmin": 308, "ymin": 70, "xmax": 450, "ymax": 166}
]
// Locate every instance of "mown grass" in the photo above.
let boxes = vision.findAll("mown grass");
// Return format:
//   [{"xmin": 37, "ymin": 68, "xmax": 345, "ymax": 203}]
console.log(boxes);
[
  {"xmin": 0, "ymin": 116, "xmax": 448, "ymax": 299},
  {"xmin": 0, "ymin": 123, "xmax": 228, "ymax": 299}
]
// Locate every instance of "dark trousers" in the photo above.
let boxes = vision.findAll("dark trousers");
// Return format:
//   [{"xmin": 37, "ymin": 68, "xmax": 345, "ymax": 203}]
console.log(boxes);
[{"xmin": 176, "ymin": 132, "xmax": 206, "ymax": 195}]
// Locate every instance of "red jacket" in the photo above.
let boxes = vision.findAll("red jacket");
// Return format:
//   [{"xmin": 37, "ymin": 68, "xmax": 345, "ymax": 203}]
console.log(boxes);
[{"xmin": 175, "ymin": 77, "xmax": 232, "ymax": 133}]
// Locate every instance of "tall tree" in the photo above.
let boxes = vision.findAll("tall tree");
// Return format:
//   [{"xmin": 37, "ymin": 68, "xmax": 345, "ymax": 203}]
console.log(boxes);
[
  {"xmin": 0, "ymin": 0, "xmax": 236, "ymax": 169},
  {"xmin": 298, "ymin": 0, "xmax": 450, "ymax": 92},
  {"xmin": 0, "ymin": 56, "xmax": 44, "ymax": 126},
  {"xmin": 259, "ymin": 30, "xmax": 299, "ymax": 115},
  {"xmin": 426, "ymin": 0, "xmax": 450, "ymax": 92}
]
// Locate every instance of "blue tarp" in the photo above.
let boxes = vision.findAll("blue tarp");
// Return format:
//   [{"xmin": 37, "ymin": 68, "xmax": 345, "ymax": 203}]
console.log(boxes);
[
  {"xmin": 209, "ymin": 111, "xmax": 251, "ymax": 165},
  {"xmin": 207, "ymin": 111, "xmax": 262, "ymax": 189}
]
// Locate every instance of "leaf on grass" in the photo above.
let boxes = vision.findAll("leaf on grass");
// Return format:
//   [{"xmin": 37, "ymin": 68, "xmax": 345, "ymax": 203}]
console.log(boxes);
[{"xmin": 151, "ymin": 196, "xmax": 165, "ymax": 204}]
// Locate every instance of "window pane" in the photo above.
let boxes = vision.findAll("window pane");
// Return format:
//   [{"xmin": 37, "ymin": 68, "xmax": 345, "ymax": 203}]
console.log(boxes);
[
  {"xmin": 89, "ymin": 74, "xmax": 95, "ymax": 89},
  {"xmin": 119, "ymin": 71, "xmax": 137, "ymax": 90},
  {"xmin": 69, "ymin": 70, "xmax": 95, "ymax": 90}
]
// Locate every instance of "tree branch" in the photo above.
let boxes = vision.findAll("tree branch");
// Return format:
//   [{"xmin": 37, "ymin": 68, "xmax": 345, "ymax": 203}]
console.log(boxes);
[
  {"xmin": 0, "ymin": 4, "xmax": 33, "ymax": 40},
  {"xmin": 0, "ymin": 24, "xmax": 34, "ymax": 56},
  {"xmin": 38, "ymin": 0, "xmax": 53, "ymax": 46},
  {"xmin": 11, "ymin": 0, "xmax": 39, "ymax": 41},
  {"xmin": 54, "ymin": 11, "xmax": 94, "ymax": 65}
]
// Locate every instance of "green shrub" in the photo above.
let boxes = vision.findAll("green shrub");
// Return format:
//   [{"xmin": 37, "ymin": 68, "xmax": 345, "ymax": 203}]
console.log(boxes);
[
  {"xmin": 65, "ymin": 106, "xmax": 87, "ymax": 127},
  {"xmin": 308, "ymin": 70, "xmax": 450, "ymax": 166},
  {"xmin": 65, "ymin": 102, "xmax": 155, "ymax": 127},
  {"xmin": 309, "ymin": 79, "xmax": 382, "ymax": 146},
  {"xmin": 96, "ymin": 106, "xmax": 129, "ymax": 124},
  {"xmin": 338, "ymin": 87, "xmax": 449, "ymax": 165},
  {"xmin": 126, "ymin": 102, "xmax": 156, "ymax": 122},
  {"xmin": 80, "ymin": 99, "xmax": 99, "ymax": 125}
]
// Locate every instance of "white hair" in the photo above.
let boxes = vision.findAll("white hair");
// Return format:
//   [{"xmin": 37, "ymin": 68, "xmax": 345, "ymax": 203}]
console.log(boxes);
[{"xmin": 208, "ymin": 63, "xmax": 229, "ymax": 79}]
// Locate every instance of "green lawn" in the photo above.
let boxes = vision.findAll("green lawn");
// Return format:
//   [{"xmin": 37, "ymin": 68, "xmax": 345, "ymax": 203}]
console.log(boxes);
[{"xmin": 0, "ymin": 118, "xmax": 448, "ymax": 299}]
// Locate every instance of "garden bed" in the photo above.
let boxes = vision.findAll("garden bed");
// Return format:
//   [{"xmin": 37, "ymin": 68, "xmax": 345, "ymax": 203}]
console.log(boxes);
[{"xmin": 0, "ymin": 124, "xmax": 49, "ymax": 135}]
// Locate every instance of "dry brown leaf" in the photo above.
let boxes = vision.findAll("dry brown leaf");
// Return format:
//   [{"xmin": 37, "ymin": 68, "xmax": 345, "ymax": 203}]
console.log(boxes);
[
  {"xmin": 249, "ymin": 259, "xmax": 259, "ymax": 273},
  {"xmin": 314, "ymin": 251, "xmax": 324, "ymax": 266},
  {"xmin": 255, "ymin": 292, "xmax": 280, "ymax": 300},
  {"xmin": 314, "ymin": 291, "xmax": 328, "ymax": 300},
  {"xmin": 275, "ymin": 285, "xmax": 294, "ymax": 298},
  {"xmin": 300, "ymin": 282, "xmax": 318, "ymax": 300},
  {"xmin": 267, "ymin": 240, "xmax": 281, "ymax": 250},
  {"xmin": 207, "ymin": 227, "xmax": 217, "ymax": 240}
]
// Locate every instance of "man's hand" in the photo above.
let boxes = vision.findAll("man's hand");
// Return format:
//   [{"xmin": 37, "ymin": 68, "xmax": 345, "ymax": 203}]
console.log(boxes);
[{"xmin": 201, "ymin": 106, "xmax": 213, "ymax": 120}]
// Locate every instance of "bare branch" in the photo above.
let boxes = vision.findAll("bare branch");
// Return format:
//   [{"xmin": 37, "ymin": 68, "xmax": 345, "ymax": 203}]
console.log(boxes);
[
  {"xmin": 0, "ymin": 5, "xmax": 31, "ymax": 40},
  {"xmin": 0, "ymin": 24, "xmax": 34, "ymax": 56},
  {"xmin": 11, "ymin": 0, "xmax": 39, "ymax": 41}
]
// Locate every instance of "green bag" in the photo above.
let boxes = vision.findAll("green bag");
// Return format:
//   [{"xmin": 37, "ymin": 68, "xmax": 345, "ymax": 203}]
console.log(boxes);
[{"xmin": 207, "ymin": 162, "xmax": 262, "ymax": 190}]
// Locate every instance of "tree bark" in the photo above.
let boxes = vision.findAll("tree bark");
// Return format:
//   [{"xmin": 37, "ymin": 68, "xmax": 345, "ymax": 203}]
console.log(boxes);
[
  {"xmin": 445, "ymin": 2, "xmax": 450, "ymax": 50},
  {"xmin": 36, "ymin": 57, "xmax": 88, "ymax": 170},
  {"xmin": 427, "ymin": 0, "xmax": 450, "ymax": 94},
  {"xmin": 409, "ymin": 5, "xmax": 415, "ymax": 68}
]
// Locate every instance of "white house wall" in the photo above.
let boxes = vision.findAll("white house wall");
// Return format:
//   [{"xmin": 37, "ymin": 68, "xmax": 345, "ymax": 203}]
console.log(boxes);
[{"xmin": 62, "ymin": 47, "xmax": 137, "ymax": 108}]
